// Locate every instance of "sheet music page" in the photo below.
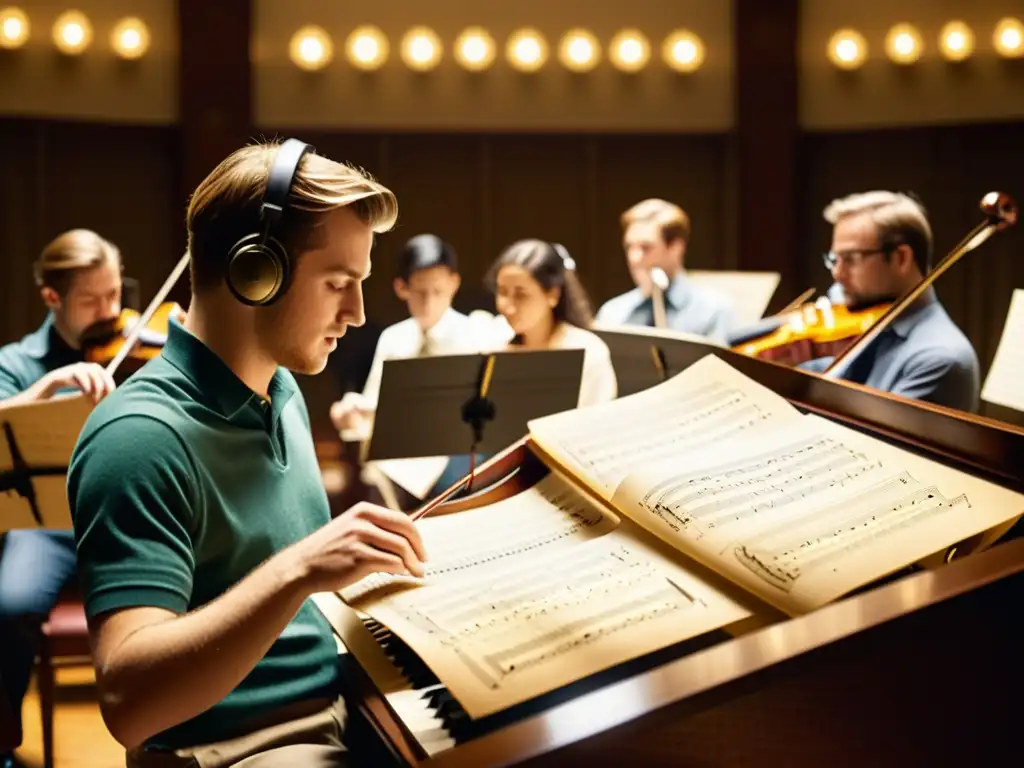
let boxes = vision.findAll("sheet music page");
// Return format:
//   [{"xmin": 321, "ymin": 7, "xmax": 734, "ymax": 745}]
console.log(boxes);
[
  {"xmin": 528, "ymin": 354, "xmax": 803, "ymax": 499},
  {"xmin": 613, "ymin": 412, "xmax": 1024, "ymax": 616},
  {"xmin": 981, "ymin": 289, "xmax": 1024, "ymax": 412},
  {"xmin": 685, "ymin": 270, "xmax": 781, "ymax": 325},
  {"xmin": 342, "ymin": 473, "xmax": 750, "ymax": 718}
]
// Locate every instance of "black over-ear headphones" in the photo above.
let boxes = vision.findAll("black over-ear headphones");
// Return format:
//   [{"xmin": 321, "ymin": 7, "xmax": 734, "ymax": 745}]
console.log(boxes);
[{"xmin": 225, "ymin": 138, "xmax": 313, "ymax": 306}]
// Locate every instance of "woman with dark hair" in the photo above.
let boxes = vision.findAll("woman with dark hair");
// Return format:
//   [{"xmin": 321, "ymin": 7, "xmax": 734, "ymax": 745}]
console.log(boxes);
[{"xmin": 483, "ymin": 239, "xmax": 617, "ymax": 407}]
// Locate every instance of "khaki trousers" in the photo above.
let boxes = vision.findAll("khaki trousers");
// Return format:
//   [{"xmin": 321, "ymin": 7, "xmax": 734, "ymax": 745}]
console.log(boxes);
[{"xmin": 125, "ymin": 697, "xmax": 349, "ymax": 768}]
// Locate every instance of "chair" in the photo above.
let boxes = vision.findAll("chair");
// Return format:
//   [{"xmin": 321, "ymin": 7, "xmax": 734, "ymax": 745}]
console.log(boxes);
[
  {"xmin": 0, "ymin": 669, "xmax": 22, "ymax": 755},
  {"xmin": 37, "ymin": 589, "xmax": 91, "ymax": 768}
]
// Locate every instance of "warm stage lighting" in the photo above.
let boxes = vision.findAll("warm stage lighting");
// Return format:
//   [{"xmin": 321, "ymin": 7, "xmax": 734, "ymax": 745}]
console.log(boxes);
[
  {"xmin": 827, "ymin": 28, "xmax": 867, "ymax": 70},
  {"xmin": 662, "ymin": 29, "xmax": 705, "ymax": 73},
  {"xmin": 53, "ymin": 10, "xmax": 92, "ymax": 55},
  {"xmin": 609, "ymin": 28, "xmax": 650, "ymax": 72},
  {"xmin": 454, "ymin": 27, "xmax": 495, "ymax": 71},
  {"xmin": 401, "ymin": 26, "xmax": 442, "ymax": 71},
  {"xmin": 506, "ymin": 28, "xmax": 548, "ymax": 72},
  {"xmin": 885, "ymin": 23, "xmax": 923, "ymax": 64},
  {"xmin": 938, "ymin": 21, "xmax": 974, "ymax": 62},
  {"xmin": 0, "ymin": 7, "xmax": 29, "ymax": 49},
  {"xmin": 345, "ymin": 25, "xmax": 388, "ymax": 71},
  {"xmin": 111, "ymin": 17, "xmax": 150, "ymax": 60},
  {"xmin": 289, "ymin": 25, "xmax": 333, "ymax": 71},
  {"xmin": 994, "ymin": 17, "xmax": 1023, "ymax": 58},
  {"xmin": 558, "ymin": 28, "xmax": 599, "ymax": 72}
]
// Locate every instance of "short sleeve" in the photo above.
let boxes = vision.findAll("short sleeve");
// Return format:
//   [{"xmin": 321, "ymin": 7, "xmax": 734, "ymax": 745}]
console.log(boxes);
[{"xmin": 68, "ymin": 414, "xmax": 200, "ymax": 618}]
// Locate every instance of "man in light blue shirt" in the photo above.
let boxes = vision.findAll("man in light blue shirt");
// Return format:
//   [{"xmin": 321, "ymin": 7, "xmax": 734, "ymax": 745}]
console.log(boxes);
[
  {"xmin": 595, "ymin": 198, "xmax": 736, "ymax": 342},
  {"xmin": 803, "ymin": 191, "xmax": 980, "ymax": 413}
]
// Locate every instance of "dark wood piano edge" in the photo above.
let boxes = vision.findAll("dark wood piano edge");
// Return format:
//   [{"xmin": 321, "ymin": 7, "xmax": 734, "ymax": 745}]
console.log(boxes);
[{"xmin": 421, "ymin": 535, "xmax": 1024, "ymax": 768}]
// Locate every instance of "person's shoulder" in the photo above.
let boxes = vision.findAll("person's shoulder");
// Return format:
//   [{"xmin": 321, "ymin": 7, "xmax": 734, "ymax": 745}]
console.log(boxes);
[
  {"xmin": 564, "ymin": 324, "xmax": 613, "ymax": 357},
  {"xmin": 377, "ymin": 317, "xmax": 417, "ymax": 348},
  {"xmin": 688, "ymin": 280, "xmax": 735, "ymax": 314},
  {"xmin": 907, "ymin": 304, "xmax": 978, "ymax": 365}
]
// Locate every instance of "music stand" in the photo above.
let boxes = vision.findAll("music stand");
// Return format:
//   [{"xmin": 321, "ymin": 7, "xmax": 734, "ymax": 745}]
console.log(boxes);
[
  {"xmin": 366, "ymin": 349, "xmax": 585, "ymax": 479},
  {"xmin": 591, "ymin": 324, "xmax": 724, "ymax": 397},
  {"xmin": 0, "ymin": 394, "xmax": 92, "ymax": 532}
]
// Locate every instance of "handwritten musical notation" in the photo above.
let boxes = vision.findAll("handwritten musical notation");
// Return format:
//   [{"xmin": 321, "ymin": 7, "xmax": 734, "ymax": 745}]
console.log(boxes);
[
  {"xmin": 388, "ymin": 542, "xmax": 699, "ymax": 690},
  {"xmin": 345, "ymin": 471, "xmax": 747, "ymax": 719},
  {"xmin": 529, "ymin": 356, "xmax": 802, "ymax": 497},
  {"xmin": 341, "ymin": 474, "xmax": 618, "ymax": 605},
  {"xmin": 733, "ymin": 480, "xmax": 971, "ymax": 593},
  {"xmin": 636, "ymin": 434, "xmax": 883, "ymax": 541}
]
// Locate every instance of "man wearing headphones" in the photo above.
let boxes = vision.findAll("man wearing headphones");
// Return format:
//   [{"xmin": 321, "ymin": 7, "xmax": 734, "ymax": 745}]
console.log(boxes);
[
  {"xmin": 0, "ymin": 229, "xmax": 121, "ymax": 768},
  {"xmin": 67, "ymin": 140, "xmax": 426, "ymax": 767}
]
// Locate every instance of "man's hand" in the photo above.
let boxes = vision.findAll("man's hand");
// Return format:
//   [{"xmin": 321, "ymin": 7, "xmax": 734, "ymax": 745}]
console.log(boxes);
[
  {"xmin": 40, "ymin": 362, "xmax": 116, "ymax": 403},
  {"xmin": 329, "ymin": 393, "xmax": 373, "ymax": 437},
  {"xmin": 285, "ymin": 502, "xmax": 427, "ymax": 593}
]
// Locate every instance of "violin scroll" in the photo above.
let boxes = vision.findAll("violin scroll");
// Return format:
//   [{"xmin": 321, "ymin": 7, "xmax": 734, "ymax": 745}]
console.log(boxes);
[{"xmin": 980, "ymin": 192, "xmax": 1018, "ymax": 230}]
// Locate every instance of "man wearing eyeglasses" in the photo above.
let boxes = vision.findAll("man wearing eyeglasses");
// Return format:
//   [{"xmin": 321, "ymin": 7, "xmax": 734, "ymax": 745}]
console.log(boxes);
[{"xmin": 804, "ymin": 190, "xmax": 980, "ymax": 413}]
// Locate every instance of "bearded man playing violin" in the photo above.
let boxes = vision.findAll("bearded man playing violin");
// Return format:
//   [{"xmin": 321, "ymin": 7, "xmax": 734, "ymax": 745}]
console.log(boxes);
[
  {"xmin": 804, "ymin": 191, "xmax": 980, "ymax": 413},
  {"xmin": 0, "ymin": 228, "xmax": 121, "ymax": 768}
]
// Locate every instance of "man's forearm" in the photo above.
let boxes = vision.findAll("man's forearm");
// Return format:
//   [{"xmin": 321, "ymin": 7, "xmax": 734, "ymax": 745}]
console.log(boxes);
[
  {"xmin": 0, "ymin": 378, "xmax": 52, "ymax": 407},
  {"xmin": 97, "ymin": 548, "xmax": 312, "ymax": 748}
]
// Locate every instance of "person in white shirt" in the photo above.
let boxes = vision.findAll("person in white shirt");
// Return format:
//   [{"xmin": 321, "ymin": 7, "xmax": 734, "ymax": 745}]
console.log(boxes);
[
  {"xmin": 329, "ymin": 234, "xmax": 477, "ymax": 435},
  {"xmin": 484, "ymin": 239, "xmax": 618, "ymax": 408}
]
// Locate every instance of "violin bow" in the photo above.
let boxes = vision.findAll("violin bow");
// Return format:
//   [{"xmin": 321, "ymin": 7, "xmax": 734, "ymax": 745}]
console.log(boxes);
[
  {"xmin": 105, "ymin": 251, "xmax": 191, "ymax": 378},
  {"xmin": 822, "ymin": 192, "xmax": 1018, "ymax": 379}
]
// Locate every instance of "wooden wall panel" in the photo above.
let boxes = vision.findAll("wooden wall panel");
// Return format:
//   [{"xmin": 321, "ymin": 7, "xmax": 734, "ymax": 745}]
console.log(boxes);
[{"xmin": 0, "ymin": 118, "xmax": 181, "ymax": 343}]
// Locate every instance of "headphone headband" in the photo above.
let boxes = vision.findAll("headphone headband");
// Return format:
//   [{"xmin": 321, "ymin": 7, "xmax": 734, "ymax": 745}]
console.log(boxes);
[
  {"xmin": 225, "ymin": 137, "xmax": 313, "ymax": 306},
  {"xmin": 262, "ymin": 138, "xmax": 310, "ymax": 227}
]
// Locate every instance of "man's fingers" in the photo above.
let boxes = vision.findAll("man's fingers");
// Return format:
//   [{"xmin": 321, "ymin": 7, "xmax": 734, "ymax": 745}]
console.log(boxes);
[
  {"xmin": 356, "ymin": 505, "xmax": 427, "ymax": 562},
  {"xmin": 354, "ymin": 522, "xmax": 424, "ymax": 578},
  {"xmin": 349, "ymin": 542, "xmax": 412, "ymax": 581}
]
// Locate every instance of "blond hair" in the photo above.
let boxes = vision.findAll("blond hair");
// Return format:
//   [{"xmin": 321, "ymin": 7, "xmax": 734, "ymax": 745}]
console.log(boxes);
[
  {"xmin": 186, "ymin": 140, "xmax": 398, "ymax": 292},
  {"xmin": 620, "ymin": 198, "xmax": 691, "ymax": 245},
  {"xmin": 823, "ymin": 191, "xmax": 933, "ymax": 273},
  {"xmin": 33, "ymin": 229, "xmax": 121, "ymax": 296}
]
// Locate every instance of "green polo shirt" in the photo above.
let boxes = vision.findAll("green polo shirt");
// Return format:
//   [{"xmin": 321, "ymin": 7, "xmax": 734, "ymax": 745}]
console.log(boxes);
[
  {"xmin": 67, "ymin": 318, "xmax": 340, "ymax": 750},
  {"xmin": 0, "ymin": 313, "xmax": 82, "ymax": 398}
]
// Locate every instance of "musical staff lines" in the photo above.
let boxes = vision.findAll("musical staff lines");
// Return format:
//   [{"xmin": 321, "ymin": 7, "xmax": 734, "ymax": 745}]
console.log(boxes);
[{"xmin": 374, "ymin": 541, "xmax": 701, "ymax": 690}]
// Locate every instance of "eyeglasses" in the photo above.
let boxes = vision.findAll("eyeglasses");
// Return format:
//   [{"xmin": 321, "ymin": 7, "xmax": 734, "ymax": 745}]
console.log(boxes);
[{"xmin": 822, "ymin": 246, "xmax": 892, "ymax": 270}]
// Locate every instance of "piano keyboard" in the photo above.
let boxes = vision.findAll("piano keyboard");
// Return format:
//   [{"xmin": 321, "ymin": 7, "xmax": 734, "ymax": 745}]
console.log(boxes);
[{"xmin": 313, "ymin": 590, "xmax": 731, "ymax": 761}]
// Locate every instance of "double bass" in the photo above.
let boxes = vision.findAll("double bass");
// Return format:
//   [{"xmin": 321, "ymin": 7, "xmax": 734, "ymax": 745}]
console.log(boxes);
[{"xmin": 317, "ymin": 193, "xmax": 1024, "ymax": 767}]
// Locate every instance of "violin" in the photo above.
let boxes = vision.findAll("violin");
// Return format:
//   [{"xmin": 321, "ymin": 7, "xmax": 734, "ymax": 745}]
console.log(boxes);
[
  {"xmin": 82, "ymin": 302, "xmax": 186, "ymax": 377},
  {"xmin": 80, "ymin": 252, "xmax": 191, "ymax": 382},
  {"xmin": 729, "ymin": 296, "xmax": 891, "ymax": 367},
  {"xmin": 729, "ymin": 191, "xmax": 1018, "ymax": 370}
]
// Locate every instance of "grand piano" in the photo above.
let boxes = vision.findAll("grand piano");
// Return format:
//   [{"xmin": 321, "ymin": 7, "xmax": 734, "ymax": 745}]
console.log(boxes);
[{"xmin": 315, "ymin": 338, "xmax": 1024, "ymax": 767}]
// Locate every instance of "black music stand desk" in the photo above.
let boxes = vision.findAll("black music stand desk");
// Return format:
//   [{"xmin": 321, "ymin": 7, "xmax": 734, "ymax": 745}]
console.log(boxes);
[
  {"xmin": 366, "ymin": 348, "xmax": 585, "ymax": 466},
  {"xmin": 591, "ymin": 324, "xmax": 724, "ymax": 397},
  {"xmin": 0, "ymin": 394, "xmax": 92, "ymax": 532}
]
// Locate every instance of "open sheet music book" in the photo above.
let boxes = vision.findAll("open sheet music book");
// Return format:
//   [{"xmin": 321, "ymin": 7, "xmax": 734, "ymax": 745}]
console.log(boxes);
[{"xmin": 333, "ymin": 355, "xmax": 1024, "ymax": 721}]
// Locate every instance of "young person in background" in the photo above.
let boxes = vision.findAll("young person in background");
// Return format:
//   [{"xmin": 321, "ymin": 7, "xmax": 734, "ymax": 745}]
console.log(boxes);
[{"xmin": 329, "ymin": 234, "xmax": 478, "ymax": 437}]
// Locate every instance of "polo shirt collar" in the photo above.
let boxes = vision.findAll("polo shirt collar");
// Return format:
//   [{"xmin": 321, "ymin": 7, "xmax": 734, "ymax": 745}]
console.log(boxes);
[{"xmin": 161, "ymin": 317, "xmax": 296, "ymax": 423}]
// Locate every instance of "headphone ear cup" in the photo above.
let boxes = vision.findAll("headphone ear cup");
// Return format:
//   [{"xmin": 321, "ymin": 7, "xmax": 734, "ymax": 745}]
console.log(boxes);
[{"xmin": 226, "ymin": 235, "xmax": 288, "ymax": 306}]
